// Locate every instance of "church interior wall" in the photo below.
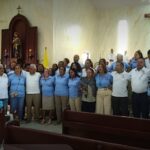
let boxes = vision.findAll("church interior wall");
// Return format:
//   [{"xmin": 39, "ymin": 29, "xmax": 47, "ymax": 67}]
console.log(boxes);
[{"xmin": 0, "ymin": 0, "xmax": 150, "ymax": 66}]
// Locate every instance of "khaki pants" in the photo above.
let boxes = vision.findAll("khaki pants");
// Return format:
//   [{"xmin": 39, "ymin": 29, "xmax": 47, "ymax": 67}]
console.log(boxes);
[
  {"xmin": 55, "ymin": 96, "xmax": 68, "ymax": 122},
  {"xmin": 96, "ymin": 89, "xmax": 112, "ymax": 115},
  {"xmin": 26, "ymin": 94, "xmax": 41, "ymax": 120},
  {"xmin": 69, "ymin": 97, "xmax": 81, "ymax": 112}
]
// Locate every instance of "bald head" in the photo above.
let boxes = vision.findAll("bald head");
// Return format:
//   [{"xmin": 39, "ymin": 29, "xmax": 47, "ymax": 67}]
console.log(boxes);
[{"xmin": 29, "ymin": 64, "xmax": 37, "ymax": 74}]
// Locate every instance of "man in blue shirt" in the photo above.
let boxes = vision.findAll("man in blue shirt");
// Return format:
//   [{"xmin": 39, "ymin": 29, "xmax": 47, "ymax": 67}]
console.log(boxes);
[{"xmin": 108, "ymin": 54, "xmax": 129, "ymax": 72}]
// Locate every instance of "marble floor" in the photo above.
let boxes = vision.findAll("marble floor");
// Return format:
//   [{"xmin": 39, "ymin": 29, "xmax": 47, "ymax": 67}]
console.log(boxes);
[{"xmin": 20, "ymin": 120, "xmax": 62, "ymax": 134}]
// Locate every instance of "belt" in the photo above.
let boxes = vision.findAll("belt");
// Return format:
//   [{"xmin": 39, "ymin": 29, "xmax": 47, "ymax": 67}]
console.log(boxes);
[{"xmin": 98, "ymin": 88, "xmax": 108, "ymax": 91}]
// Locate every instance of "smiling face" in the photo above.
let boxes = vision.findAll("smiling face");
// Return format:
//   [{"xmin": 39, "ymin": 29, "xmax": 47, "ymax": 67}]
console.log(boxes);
[
  {"xmin": 15, "ymin": 65, "xmax": 21, "ymax": 75},
  {"xmin": 59, "ymin": 67, "xmax": 65, "ymax": 76},
  {"xmin": 69, "ymin": 69, "xmax": 75, "ymax": 78},
  {"xmin": 44, "ymin": 69, "xmax": 49, "ymax": 78}
]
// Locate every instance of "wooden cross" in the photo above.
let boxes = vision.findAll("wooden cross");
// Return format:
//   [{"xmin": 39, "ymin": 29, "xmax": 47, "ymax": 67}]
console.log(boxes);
[{"xmin": 17, "ymin": 5, "xmax": 21, "ymax": 14}]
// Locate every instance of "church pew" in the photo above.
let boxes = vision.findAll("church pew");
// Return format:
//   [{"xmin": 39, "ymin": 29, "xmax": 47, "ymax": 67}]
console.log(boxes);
[
  {"xmin": 4, "ymin": 125, "xmax": 146, "ymax": 150},
  {"xmin": 0, "ymin": 111, "xmax": 20, "ymax": 145},
  {"xmin": 62, "ymin": 110, "xmax": 150, "ymax": 149},
  {"xmin": 0, "ymin": 111, "xmax": 5, "ymax": 144}
]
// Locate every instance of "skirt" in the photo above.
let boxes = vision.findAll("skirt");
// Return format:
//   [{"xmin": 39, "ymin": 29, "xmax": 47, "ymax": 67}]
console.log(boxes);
[{"xmin": 42, "ymin": 96, "xmax": 55, "ymax": 110}]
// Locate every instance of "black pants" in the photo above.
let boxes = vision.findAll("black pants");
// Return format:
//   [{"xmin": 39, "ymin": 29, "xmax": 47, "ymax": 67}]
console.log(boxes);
[
  {"xmin": 111, "ymin": 96, "xmax": 129, "ymax": 116},
  {"xmin": 132, "ymin": 92, "xmax": 149, "ymax": 119},
  {"xmin": 81, "ymin": 101, "xmax": 95, "ymax": 113}
]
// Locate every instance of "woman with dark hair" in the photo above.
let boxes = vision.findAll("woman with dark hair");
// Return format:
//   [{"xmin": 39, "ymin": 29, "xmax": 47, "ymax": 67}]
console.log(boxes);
[
  {"xmin": 37, "ymin": 64, "xmax": 44, "ymax": 75},
  {"xmin": 54, "ymin": 66, "xmax": 69, "ymax": 124},
  {"xmin": 51, "ymin": 63, "xmax": 58, "ymax": 76},
  {"xmin": 40, "ymin": 68, "xmax": 55, "ymax": 124},
  {"xmin": 82, "ymin": 59, "xmax": 94, "ymax": 77},
  {"xmin": 130, "ymin": 50, "xmax": 143, "ymax": 69},
  {"xmin": 95, "ymin": 64, "xmax": 113, "ymax": 115},
  {"xmin": 80, "ymin": 68, "xmax": 96, "ymax": 113},
  {"xmin": 55, "ymin": 61, "xmax": 64, "ymax": 75},
  {"xmin": 68, "ymin": 68, "xmax": 81, "ymax": 112},
  {"xmin": 70, "ymin": 62, "xmax": 82, "ymax": 76},
  {"xmin": 95, "ymin": 58, "xmax": 108, "ymax": 73}
]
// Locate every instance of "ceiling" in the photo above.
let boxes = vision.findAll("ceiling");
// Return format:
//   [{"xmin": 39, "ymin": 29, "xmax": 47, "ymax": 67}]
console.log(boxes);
[{"xmin": 92, "ymin": 0, "xmax": 150, "ymax": 9}]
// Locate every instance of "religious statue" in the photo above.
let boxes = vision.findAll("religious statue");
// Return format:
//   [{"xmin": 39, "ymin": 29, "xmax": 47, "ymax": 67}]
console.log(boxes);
[{"xmin": 12, "ymin": 32, "xmax": 22, "ymax": 59}]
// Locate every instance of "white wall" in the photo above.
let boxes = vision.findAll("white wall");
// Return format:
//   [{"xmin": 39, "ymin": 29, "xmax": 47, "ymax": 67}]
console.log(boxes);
[
  {"xmin": 52, "ymin": 0, "xmax": 98, "ymax": 64},
  {"xmin": 0, "ymin": 0, "xmax": 150, "ymax": 66},
  {"xmin": 97, "ymin": 5, "xmax": 150, "ymax": 60}
]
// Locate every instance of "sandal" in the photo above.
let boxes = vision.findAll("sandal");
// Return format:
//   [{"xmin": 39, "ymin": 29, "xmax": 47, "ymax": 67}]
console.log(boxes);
[{"xmin": 41, "ymin": 119, "xmax": 45, "ymax": 124}]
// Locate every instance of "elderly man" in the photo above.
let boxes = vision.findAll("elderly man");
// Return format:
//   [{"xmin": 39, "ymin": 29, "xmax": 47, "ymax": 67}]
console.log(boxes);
[
  {"xmin": 26, "ymin": 64, "xmax": 41, "ymax": 122},
  {"xmin": 111, "ymin": 62, "xmax": 130, "ymax": 116},
  {"xmin": 0, "ymin": 64, "xmax": 8, "ymax": 113},
  {"xmin": 130, "ymin": 58, "xmax": 150, "ymax": 118},
  {"xmin": 109, "ymin": 54, "xmax": 129, "ymax": 72}
]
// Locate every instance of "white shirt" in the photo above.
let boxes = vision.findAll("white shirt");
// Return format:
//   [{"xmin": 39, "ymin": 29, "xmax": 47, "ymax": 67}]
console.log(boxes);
[
  {"xmin": 111, "ymin": 71, "xmax": 130, "ymax": 97},
  {"xmin": 145, "ymin": 58, "xmax": 150, "ymax": 69},
  {"xmin": 26, "ymin": 72, "xmax": 41, "ymax": 94},
  {"xmin": 0, "ymin": 73, "xmax": 8, "ymax": 99},
  {"xmin": 130, "ymin": 67, "xmax": 150, "ymax": 93}
]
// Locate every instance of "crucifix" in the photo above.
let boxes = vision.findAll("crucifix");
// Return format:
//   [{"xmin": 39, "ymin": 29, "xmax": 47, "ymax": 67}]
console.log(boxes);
[{"xmin": 17, "ymin": 5, "xmax": 21, "ymax": 14}]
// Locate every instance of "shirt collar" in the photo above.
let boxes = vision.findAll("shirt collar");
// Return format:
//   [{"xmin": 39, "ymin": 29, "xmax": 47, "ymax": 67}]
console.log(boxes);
[{"xmin": 135, "ymin": 67, "xmax": 145, "ymax": 71}]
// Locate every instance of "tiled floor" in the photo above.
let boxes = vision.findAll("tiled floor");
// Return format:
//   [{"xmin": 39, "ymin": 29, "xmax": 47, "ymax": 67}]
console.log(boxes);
[{"xmin": 20, "ymin": 120, "xmax": 62, "ymax": 134}]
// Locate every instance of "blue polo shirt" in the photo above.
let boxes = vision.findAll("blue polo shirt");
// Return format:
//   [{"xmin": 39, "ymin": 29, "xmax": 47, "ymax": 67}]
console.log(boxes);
[
  {"xmin": 108, "ymin": 61, "xmax": 129, "ymax": 72},
  {"xmin": 95, "ymin": 73, "xmax": 113, "ymax": 89},
  {"xmin": 9, "ymin": 73, "xmax": 26, "ymax": 97},
  {"xmin": 54, "ymin": 74, "xmax": 69, "ymax": 96},
  {"xmin": 130, "ymin": 58, "xmax": 137, "ymax": 69},
  {"xmin": 68, "ymin": 77, "xmax": 80, "ymax": 98},
  {"xmin": 40, "ymin": 76, "xmax": 55, "ymax": 96}
]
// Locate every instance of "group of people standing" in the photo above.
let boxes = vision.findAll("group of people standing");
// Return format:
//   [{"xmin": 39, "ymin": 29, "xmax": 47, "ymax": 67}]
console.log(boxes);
[{"xmin": 0, "ymin": 49, "xmax": 150, "ymax": 125}]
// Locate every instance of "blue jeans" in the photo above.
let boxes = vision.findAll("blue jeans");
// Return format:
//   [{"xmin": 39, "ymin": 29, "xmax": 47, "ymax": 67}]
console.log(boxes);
[
  {"xmin": 0, "ymin": 99, "xmax": 8, "ymax": 113},
  {"xmin": 10, "ymin": 96, "xmax": 25, "ymax": 120}
]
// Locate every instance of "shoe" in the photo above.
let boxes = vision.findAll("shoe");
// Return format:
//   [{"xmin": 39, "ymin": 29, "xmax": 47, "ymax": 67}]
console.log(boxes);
[
  {"xmin": 47, "ymin": 119, "xmax": 52, "ymax": 125},
  {"xmin": 41, "ymin": 119, "xmax": 46, "ymax": 124},
  {"xmin": 54, "ymin": 121, "xmax": 61, "ymax": 125},
  {"xmin": 26, "ymin": 119, "xmax": 31, "ymax": 123}
]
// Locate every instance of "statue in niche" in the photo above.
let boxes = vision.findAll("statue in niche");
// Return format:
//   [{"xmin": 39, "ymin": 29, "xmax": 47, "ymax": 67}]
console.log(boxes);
[{"xmin": 12, "ymin": 32, "xmax": 22, "ymax": 59}]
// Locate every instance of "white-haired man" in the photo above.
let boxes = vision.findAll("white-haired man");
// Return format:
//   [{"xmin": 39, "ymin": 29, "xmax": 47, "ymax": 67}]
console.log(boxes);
[{"xmin": 26, "ymin": 64, "xmax": 41, "ymax": 122}]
